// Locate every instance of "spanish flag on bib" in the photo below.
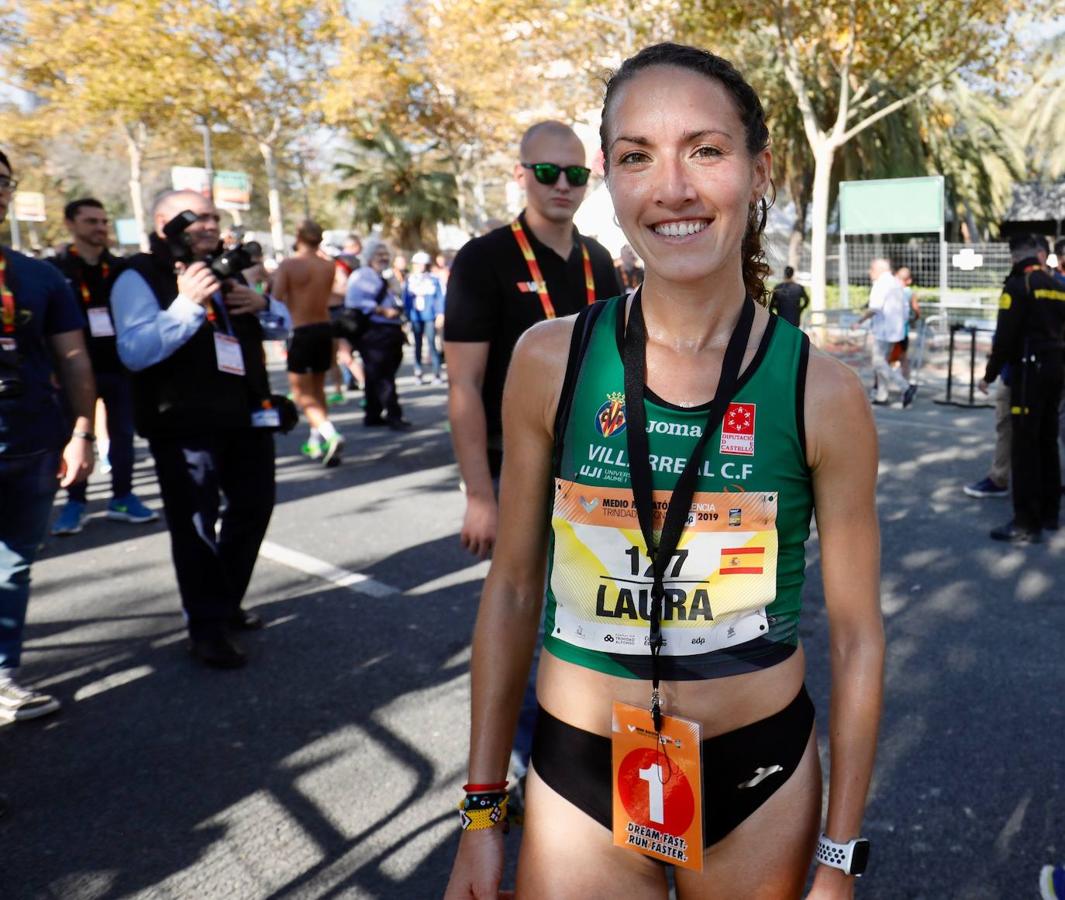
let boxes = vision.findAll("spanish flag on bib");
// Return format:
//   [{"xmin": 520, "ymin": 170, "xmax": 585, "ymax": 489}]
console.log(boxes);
[{"xmin": 719, "ymin": 546, "xmax": 765, "ymax": 575}]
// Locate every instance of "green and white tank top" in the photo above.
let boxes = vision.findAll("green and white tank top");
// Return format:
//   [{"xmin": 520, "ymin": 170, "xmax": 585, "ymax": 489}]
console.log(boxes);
[{"xmin": 544, "ymin": 296, "xmax": 813, "ymax": 680}]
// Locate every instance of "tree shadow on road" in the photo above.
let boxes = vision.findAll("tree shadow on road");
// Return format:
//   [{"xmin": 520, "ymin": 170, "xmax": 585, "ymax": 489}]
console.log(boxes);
[
  {"xmin": 799, "ymin": 404, "xmax": 1064, "ymax": 898},
  {"xmin": 0, "ymin": 547, "xmax": 483, "ymax": 899}
]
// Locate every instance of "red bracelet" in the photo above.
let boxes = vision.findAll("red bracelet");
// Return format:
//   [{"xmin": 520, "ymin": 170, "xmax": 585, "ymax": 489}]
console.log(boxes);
[{"xmin": 463, "ymin": 781, "xmax": 508, "ymax": 793}]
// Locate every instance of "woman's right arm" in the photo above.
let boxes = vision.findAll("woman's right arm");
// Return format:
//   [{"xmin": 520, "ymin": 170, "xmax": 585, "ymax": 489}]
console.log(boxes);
[{"xmin": 444, "ymin": 318, "xmax": 573, "ymax": 900}]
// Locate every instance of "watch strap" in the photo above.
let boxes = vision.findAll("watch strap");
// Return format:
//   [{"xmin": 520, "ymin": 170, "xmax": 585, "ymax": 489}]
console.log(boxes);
[{"xmin": 816, "ymin": 834, "xmax": 867, "ymax": 876}]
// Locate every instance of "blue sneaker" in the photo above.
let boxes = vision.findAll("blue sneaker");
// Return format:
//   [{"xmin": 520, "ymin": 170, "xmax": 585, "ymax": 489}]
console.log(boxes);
[
  {"xmin": 1041, "ymin": 864, "xmax": 1065, "ymax": 900},
  {"xmin": 107, "ymin": 494, "xmax": 158, "ymax": 524},
  {"xmin": 964, "ymin": 477, "xmax": 1009, "ymax": 499},
  {"xmin": 51, "ymin": 500, "xmax": 88, "ymax": 536}
]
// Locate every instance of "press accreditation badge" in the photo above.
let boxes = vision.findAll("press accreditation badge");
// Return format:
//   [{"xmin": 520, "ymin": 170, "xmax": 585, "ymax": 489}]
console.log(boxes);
[
  {"xmin": 214, "ymin": 333, "xmax": 245, "ymax": 376},
  {"xmin": 612, "ymin": 702, "xmax": 703, "ymax": 870},
  {"xmin": 251, "ymin": 408, "xmax": 281, "ymax": 428},
  {"xmin": 87, "ymin": 307, "xmax": 116, "ymax": 338}
]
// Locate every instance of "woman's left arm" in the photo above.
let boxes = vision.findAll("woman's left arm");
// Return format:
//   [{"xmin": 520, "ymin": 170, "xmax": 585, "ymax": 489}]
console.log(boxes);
[{"xmin": 805, "ymin": 351, "xmax": 886, "ymax": 897}]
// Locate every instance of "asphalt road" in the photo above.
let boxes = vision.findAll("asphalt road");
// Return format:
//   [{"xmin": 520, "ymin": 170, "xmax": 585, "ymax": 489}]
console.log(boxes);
[{"xmin": 1, "ymin": 352, "xmax": 1062, "ymax": 900}]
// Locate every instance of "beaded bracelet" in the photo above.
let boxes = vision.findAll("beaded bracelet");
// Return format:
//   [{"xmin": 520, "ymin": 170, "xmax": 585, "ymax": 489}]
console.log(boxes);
[{"xmin": 458, "ymin": 791, "xmax": 509, "ymax": 832}]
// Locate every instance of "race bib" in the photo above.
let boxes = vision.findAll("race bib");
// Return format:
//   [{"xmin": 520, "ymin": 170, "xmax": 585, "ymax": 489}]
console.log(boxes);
[
  {"xmin": 214, "ymin": 332, "xmax": 245, "ymax": 376},
  {"xmin": 87, "ymin": 307, "xmax": 116, "ymax": 338},
  {"xmin": 550, "ymin": 479, "xmax": 778, "ymax": 654},
  {"xmin": 612, "ymin": 701, "xmax": 703, "ymax": 870}
]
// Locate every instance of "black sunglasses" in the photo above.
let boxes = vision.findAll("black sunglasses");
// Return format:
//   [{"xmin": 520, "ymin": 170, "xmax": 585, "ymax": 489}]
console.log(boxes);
[{"xmin": 521, "ymin": 162, "xmax": 591, "ymax": 187}]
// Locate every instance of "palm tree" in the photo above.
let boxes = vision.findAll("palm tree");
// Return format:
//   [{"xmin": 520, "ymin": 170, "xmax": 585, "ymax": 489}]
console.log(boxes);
[
  {"xmin": 1018, "ymin": 31, "xmax": 1065, "ymax": 181},
  {"xmin": 334, "ymin": 122, "xmax": 459, "ymax": 251}
]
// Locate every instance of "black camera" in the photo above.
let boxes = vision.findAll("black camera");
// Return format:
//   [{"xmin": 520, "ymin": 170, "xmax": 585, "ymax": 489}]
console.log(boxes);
[
  {"xmin": 0, "ymin": 344, "xmax": 24, "ymax": 399},
  {"xmin": 207, "ymin": 244, "xmax": 255, "ymax": 281},
  {"xmin": 162, "ymin": 209, "xmax": 254, "ymax": 282}
]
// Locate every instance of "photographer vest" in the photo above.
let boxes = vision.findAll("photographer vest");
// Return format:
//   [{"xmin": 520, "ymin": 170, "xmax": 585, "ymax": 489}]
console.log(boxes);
[
  {"xmin": 545, "ymin": 296, "xmax": 814, "ymax": 680},
  {"xmin": 125, "ymin": 237, "xmax": 270, "ymax": 439}
]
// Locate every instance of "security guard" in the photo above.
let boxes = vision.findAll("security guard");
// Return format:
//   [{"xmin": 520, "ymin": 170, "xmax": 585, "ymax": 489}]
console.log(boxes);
[{"xmin": 980, "ymin": 233, "xmax": 1065, "ymax": 543}]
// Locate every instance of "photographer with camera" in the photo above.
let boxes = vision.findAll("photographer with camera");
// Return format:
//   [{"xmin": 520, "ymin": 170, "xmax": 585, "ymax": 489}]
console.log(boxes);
[
  {"xmin": 111, "ymin": 189, "xmax": 292, "ymax": 669},
  {"xmin": 0, "ymin": 149, "xmax": 96, "ymax": 721}
]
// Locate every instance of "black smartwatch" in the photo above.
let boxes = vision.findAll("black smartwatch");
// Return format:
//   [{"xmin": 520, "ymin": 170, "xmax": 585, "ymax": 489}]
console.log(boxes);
[{"xmin": 815, "ymin": 834, "xmax": 870, "ymax": 877}]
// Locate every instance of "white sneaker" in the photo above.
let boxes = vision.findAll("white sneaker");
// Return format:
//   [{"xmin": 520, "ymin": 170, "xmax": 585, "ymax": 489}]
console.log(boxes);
[{"xmin": 0, "ymin": 678, "xmax": 61, "ymax": 722}]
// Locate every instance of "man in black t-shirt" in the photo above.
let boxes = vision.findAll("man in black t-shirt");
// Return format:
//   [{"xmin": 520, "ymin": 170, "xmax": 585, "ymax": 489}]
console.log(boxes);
[
  {"xmin": 49, "ymin": 198, "xmax": 159, "ymax": 535},
  {"xmin": 443, "ymin": 119, "xmax": 620, "ymax": 796},
  {"xmin": 444, "ymin": 120, "xmax": 620, "ymax": 560},
  {"xmin": 769, "ymin": 266, "xmax": 809, "ymax": 327}
]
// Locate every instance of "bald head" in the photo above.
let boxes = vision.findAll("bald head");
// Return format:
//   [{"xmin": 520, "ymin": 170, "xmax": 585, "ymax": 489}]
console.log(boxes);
[
  {"xmin": 869, "ymin": 258, "xmax": 892, "ymax": 280},
  {"xmin": 516, "ymin": 120, "xmax": 588, "ymax": 227},
  {"xmin": 520, "ymin": 121, "xmax": 581, "ymax": 161},
  {"xmin": 153, "ymin": 189, "xmax": 215, "ymax": 225},
  {"xmin": 153, "ymin": 189, "xmax": 220, "ymax": 259}
]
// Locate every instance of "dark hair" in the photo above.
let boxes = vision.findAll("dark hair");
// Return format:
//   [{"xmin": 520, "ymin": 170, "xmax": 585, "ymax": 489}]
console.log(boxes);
[
  {"xmin": 783, "ymin": 265, "xmax": 795, "ymax": 279},
  {"xmin": 600, "ymin": 43, "xmax": 773, "ymax": 302},
  {"xmin": 1008, "ymin": 233, "xmax": 1045, "ymax": 257},
  {"xmin": 64, "ymin": 197, "xmax": 105, "ymax": 221},
  {"xmin": 244, "ymin": 240, "xmax": 263, "ymax": 258},
  {"xmin": 296, "ymin": 219, "xmax": 323, "ymax": 247},
  {"xmin": 1054, "ymin": 238, "xmax": 1065, "ymax": 258},
  {"xmin": 0, "ymin": 149, "xmax": 10, "ymax": 172}
]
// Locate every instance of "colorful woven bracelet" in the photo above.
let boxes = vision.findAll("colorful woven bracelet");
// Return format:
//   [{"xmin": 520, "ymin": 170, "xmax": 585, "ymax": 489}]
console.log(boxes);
[{"xmin": 458, "ymin": 792, "xmax": 508, "ymax": 831}]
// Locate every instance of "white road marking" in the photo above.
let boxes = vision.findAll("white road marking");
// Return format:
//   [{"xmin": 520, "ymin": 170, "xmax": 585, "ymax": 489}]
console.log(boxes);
[
  {"xmin": 74, "ymin": 665, "xmax": 155, "ymax": 702},
  {"xmin": 259, "ymin": 540, "xmax": 397, "ymax": 597}
]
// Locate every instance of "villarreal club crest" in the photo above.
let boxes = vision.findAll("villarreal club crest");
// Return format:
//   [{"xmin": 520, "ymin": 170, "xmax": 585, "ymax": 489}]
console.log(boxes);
[{"xmin": 596, "ymin": 392, "xmax": 627, "ymax": 438}]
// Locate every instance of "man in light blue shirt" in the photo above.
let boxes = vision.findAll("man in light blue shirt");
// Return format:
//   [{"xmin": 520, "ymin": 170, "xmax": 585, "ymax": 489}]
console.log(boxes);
[
  {"xmin": 344, "ymin": 241, "xmax": 410, "ymax": 429},
  {"xmin": 111, "ymin": 189, "xmax": 290, "ymax": 669}
]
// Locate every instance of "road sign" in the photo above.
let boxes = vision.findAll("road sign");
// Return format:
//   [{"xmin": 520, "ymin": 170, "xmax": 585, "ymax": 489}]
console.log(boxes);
[
  {"xmin": 115, "ymin": 218, "xmax": 141, "ymax": 246},
  {"xmin": 213, "ymin": 170, "xmax": 251, "ymax": 211},
  {"xmin": 839, "ymin": 176, "xmax": 944, "ymax": 236},
  {"xmin": 13, "ymin": 191, "xmax": 46, "ymax": 222},
  {"xmin": 171, "ymin": 166, "xmax": 211, "ymax": 196}
]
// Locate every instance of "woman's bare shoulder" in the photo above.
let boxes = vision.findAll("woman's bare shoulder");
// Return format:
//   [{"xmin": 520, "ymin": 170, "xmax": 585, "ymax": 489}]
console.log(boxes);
[
  {"xmin": 804, "ymin": 345, "xmax": 876, "ymax": 469},
  {"xmin": 507, "ymin": 315, "xmax": 580, "ymax": 431}
]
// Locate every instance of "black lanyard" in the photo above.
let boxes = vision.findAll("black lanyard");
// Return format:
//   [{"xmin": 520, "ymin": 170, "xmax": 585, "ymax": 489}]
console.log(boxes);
[{"xmin": 622, "ymin": 289, "xmax": 755, "ymax": 732}]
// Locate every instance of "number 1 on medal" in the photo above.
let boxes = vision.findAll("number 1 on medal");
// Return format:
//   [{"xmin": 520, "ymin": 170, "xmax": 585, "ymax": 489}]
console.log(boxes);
[{"xmin": 638, "ymin": 763, "xmax": 665, "ymax": 824}]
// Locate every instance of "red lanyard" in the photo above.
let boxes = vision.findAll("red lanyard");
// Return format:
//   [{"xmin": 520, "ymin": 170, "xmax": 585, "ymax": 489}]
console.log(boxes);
[
  {"xmin": 511, "ymin": 219, "xmax": 595, "ymax": 319},
  {"xmin": 0, "ymin": 253, "xmax": 15, "ymax": 335},
  {"xmin": 68, "ymin": 245, "xmax": 109, "ymax": 306}
]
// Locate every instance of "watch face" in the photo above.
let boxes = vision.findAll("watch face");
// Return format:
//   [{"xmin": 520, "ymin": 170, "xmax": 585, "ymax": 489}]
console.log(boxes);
[{"xmin": 851, "ymin": 839, "xmax": 871, "ymax": 875}]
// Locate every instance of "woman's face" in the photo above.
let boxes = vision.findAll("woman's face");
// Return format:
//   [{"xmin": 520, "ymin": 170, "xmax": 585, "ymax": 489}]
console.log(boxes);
[{"xmin": 604, "ymin": 65, "xmax": 770, "ymax": 289}]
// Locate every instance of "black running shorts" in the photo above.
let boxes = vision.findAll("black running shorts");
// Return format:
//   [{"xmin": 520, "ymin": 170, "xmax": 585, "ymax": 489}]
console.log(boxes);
[{"xmin": 287, "ymin": 322, "xmax": 334, "ymax": 374}]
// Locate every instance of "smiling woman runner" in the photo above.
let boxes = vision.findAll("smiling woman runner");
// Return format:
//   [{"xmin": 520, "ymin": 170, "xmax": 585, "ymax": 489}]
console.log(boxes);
[{"xmin": 445, "ymin": 43, "xmax": 884, "ymax": 900}]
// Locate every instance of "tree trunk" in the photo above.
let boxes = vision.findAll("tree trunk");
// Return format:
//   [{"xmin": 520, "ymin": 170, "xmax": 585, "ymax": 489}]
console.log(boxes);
[
  {"xmin": 787, "ymin": 173, "xmax": 812, "ymax": 269},
  {"xmin": 787, "ymin": 228, "xmax": 803, "ymax": 270},
  {"xmin": 808, "ymin": 142, "xmax": 835, "ymax": 314},
  {"xmin": 258, "ymin": 141, "xmax": 285, "ymax": 259},
  {"xmin": 124, "ymin": 123, "xmax": 149, "ymax": 251}
]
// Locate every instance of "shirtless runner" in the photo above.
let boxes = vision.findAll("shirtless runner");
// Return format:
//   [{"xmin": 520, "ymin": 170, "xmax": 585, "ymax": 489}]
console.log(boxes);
[{"xmin": 273, "ymin": 221, "xmax": 345, "ymax": 466}]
